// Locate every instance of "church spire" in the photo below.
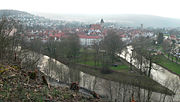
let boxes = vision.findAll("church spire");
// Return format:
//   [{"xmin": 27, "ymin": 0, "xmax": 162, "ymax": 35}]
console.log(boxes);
[{"xmin": 100, "ymin": 18, "xmax": 104, "ymax": 24}]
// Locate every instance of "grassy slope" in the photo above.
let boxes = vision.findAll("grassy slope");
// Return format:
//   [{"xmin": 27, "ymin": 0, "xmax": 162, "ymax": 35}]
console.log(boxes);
[
  {"xmin": 111, "ymin": 65, "xmax": 129, "ymax": 71},
  {"xmin": 71, "ymin": 64, "xmax": 174, "ymax": 96},
  {"xmin": 79, "ymin": 60, "xmax": 129, "ymax": 71},
  {"xmin": 154, "ymin": 45, "xmax": 180, "ymax": 75},
  {"xmin": 155, "ymin": 55, "xmax": 180, "ymax": 75},
  {"xmin": 165, "ymin": 54, "xmax": 180, "ymax": 64}
]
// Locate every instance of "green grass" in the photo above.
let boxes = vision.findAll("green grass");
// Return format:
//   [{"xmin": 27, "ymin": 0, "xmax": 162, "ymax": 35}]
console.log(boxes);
[
  {"xmin": 78, "ymin": 50, "xmax": 130, "ymax": 71},
  {"xmin": 111, "ymin": 65, "xmax": 129, "ymax": 70},
  {"xmin": 79, "ymin": 60, "xmax": 101, "ymax": 67},
  {"xmin": 80, "ymin": 48, "xmax": 95, "ymax": 53},
  {"xmin": 155, "ymin": 45, "xmax": 163, "ymax": 51},
  {"xmin": 155, "ymin": 55, "xmax": 180, "ymax": 75},
  {"xmin": 78, "ymin": 60, "xmax": 130, "ymax": 71},
  {"xmin": 165, "ymin": 54, "xmax": 180, "ymax": 64}
]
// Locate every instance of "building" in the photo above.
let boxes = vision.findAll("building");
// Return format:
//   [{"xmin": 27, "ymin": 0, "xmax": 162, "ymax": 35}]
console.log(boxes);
[
  {"xmin": 78, "ymin": 35, "xmax": 102, "ymax": 46},
  {"xmin": 141, "ymin": 24, "xmax": 143, "ymax": 29}
]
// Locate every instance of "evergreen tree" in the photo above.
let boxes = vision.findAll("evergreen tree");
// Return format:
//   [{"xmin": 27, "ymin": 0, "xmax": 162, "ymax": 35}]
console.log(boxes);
[{"xmin": 157, "ymin": 33, "xmax": 164, "ymax": 44}]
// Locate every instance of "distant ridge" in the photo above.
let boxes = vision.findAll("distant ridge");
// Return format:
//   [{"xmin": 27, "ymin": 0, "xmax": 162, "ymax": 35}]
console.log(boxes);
[
  {"xmin": 1, "ymin": 9, "xmax": 180, "ymax": 28},
  {"xmin": 105, "ymin": 14, "xmax": 180, "ymax": 28},
  {"xmin": 35, "ymin": 12, "xmax": 180, "ymax": 28},
  {"xmin": 0, "ymin": 9, "xmax": 31, "ymax": 17},
  {"xmin": 0, "ymin": 9, "xmax": 63, "ymax": 28}
]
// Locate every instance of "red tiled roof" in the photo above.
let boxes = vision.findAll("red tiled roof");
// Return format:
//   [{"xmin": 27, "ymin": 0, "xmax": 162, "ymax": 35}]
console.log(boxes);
[
  {"xmin": 77, "ymin": 32, "xmax": 86, "ymax": 35},
  {"xmin": 49, "ymin": 33, "xmax": 65, "ymax": 38},
  {"xmin": 49, "ymin": 33, "xmax": 54, "ymax": 37},
  {"xmin": 54, "ymin": 33, "xmax": 64, "ymax": 38},
  {"xmin": 120, "ymin": 34, "xmax": 126, "ymax": 38},
  {"xmin": 170, "ymin": 35, "xmax": 176, "ymax": 38},
  {"xmin": 90, "ymin": 24, "xmax": 101, "ymax": 30}
]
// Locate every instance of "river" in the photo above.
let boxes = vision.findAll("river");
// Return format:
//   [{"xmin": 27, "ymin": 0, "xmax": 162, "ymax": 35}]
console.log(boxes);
[
  {"xmin": 19, "ymin": 50, "xmax": 176, "ymax": 102},
  {"xmin": 118, "ymin": 46, "xmax": 180, "ymax": 102}
]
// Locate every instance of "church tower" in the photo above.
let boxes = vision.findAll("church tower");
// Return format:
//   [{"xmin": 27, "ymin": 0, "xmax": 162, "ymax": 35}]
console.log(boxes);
[
  {"xmin": 100, "ymin": 18, "xmax": 104, "ymax": 28},
  {"xmin": 100, "ymin": 19, "xmax": 104, "ymax": 25}
]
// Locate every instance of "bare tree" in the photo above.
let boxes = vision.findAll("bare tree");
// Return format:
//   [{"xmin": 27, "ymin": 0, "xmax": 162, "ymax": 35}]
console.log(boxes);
[
  {"xmin": 61, "ymin": 34, "xmax": 80, "ymax": 63},
  {"xmin": 0, "ymin": 16, "xmax": 21, "ymax": 63},
  {"xmin": 92, "ymin": 41, "xmax": 100, "ymax": 66},
  {"xmin": 131, "ymin": 36, "xmax": 155, "ymax": 76},
  {"xmin": 102, "ymin": 30, "xmax": 124, "ymax": 64},
  {"xmin": 170, "ymin": 40, "xmax": 176, "ymax": 62},
  {"xmin": 162, "ymin": 40, "xmax": 171, "ymax": 59}
]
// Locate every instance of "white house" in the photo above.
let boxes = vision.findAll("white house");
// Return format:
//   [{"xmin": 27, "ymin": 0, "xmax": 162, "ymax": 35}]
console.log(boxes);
[{"xmin": 78, "ymin": 35, "xmax": 102, "ymax": 46}]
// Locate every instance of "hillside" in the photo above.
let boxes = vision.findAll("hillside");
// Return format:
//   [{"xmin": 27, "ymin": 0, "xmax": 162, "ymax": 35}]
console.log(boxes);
[
  {"xmin": 0, "ymin": 10, "xmax": 30, "ymax": 17},
  {"xmin": 107, "ymin": 14, "xmax": 180, "ymax": 28},
  {"xmin": 0, "ymin": 63, "xmax": 107, "ymax": 102},
  {"xmin": 36, "ymin": 13, "xmax": 180, "ymax": 28},
  {"xmin": 0, "ymin": 9, "xmax": 63, "ymax": 28},
  {"xmin": 1, "ymin": 10, "xmax": 180, "ymax": 28}
]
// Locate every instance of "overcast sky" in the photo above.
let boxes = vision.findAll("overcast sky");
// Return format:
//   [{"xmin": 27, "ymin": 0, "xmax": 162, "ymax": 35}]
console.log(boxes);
[{"xmin": 1, "ymin": 0, "xmax": 180, "ymax": 18}]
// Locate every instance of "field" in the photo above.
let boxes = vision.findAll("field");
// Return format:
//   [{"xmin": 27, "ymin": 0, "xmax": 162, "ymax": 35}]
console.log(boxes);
[{"xmin": 77, "ymin": 51, "xmax": 130, "ymax": 72}]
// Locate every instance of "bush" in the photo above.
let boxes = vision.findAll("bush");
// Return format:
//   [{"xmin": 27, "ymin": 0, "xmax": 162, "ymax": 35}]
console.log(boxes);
[{"xmin": 101, "ymin": 67, "xmax": 112, "ymax": 74}]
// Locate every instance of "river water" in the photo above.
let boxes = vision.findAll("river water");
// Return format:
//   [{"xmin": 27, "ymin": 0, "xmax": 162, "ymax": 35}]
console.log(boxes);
[
  {"xmin": 20, "ymin": 51, "xmax": 176, "ymax": 102},
  {"xmin": 118, "ymin": 46, "xmax": 180, "ymax": 102}
]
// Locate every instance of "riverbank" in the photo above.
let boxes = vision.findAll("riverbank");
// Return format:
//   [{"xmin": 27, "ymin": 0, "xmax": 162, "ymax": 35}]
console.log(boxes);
[
  {"xmin": 39, "ymin": 51, "xmax": 175, "ymax": 96},
  {"xmin": 40, "ymin": 52, "xmax": 174, "ymax": 95},
  {"xmin": 68, "ymin": 63, "xmax": 174, "ymax": 95},
  {"xmin": 119, "ymin": 45, "xmax": 180, "ymax": 101},
  {"xmin": 155, "ymin": 55, "xmax": 180, "ymax": 75}
]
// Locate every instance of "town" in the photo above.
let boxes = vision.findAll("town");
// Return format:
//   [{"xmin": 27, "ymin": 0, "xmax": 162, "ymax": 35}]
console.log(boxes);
[{"xmin": 0, "ymin": 8, "xmax": 180, "ymax": 102}]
